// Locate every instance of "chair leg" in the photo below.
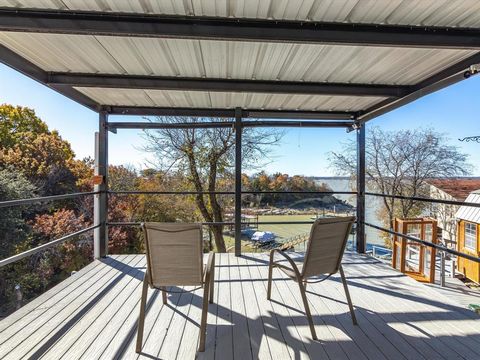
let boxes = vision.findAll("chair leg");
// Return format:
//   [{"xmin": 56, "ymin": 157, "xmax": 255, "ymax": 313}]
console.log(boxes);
[
  {"xmin": 267, "ymin": 252, "xmax": 274, "ymax": 300},
  {"xmin": 136, "ymin": 271, "xmax": 150, "ymax": 353},
  {"xmin": 198, "ymin": 280, "xmax": 210, "ymax": 352},
  {"xmin": 298, "ymin": 280, "xmax": 317, "ymax": 340},
  {"xmin": 339, "ymin": 265, "xmax": 357, "ymax": 325},
  {"xmin": 161, "ymin": 287, "xmax": 167, "ymax": 304}
]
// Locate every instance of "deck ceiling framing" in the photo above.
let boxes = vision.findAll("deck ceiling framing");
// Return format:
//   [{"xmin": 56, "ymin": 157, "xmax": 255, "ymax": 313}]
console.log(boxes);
[{"xmin": 0, "ymin": 8, "xmax": 479, "ymax": 121}]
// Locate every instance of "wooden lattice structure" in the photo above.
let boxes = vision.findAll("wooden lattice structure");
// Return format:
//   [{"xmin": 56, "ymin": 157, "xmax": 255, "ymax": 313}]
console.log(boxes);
[{"xmin": 392, "ymin": 218, "xmax": 438, "ymax": 283}]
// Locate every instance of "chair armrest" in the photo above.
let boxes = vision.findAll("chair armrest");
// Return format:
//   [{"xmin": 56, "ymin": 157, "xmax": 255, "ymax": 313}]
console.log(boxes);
[
  {"xmin": 269, "ymin": 249, "xmax": 302, "ymax": 278},
  {"xmin": 204, "ymin": 252, "xmax": 215, "ymax": 284}
]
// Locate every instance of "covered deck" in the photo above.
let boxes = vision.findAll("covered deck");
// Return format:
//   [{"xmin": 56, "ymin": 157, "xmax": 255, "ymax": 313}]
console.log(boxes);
[{"xmin": 1, "ymin": 252, "xmax": 479, "ymax": 360}]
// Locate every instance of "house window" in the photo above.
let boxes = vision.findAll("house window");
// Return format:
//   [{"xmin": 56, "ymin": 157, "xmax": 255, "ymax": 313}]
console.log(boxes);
[{"xmin": 465, "ymin": 222, "xmax": 477, "ymax": 251}]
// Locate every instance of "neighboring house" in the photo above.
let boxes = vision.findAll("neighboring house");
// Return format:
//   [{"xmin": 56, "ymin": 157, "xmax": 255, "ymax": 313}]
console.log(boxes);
[
  {"xmin": 427, "ymin": 178, "xmax": 480, "ymax": 247},
  {"xmin": 455, "ymin": 189, "xmax": 480, "ymax": 283}
]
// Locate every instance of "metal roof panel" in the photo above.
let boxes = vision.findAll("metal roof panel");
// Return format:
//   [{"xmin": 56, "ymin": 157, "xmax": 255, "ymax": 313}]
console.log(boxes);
[
  {"xmin": 73, "ymin": 87, "xmax": 385, "ymax": 111},
  {"xmin": 0, "ymin": 33, "xmax": 476, "ymax": 86},
  {"xmin": 3, "ymin": 0, "xmax": 480, "ymax": 28}
]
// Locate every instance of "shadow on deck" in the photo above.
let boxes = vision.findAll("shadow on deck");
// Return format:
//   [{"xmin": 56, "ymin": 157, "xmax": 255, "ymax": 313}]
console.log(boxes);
[{"xmin": 1, "ymin": 253, "xmax": 479, "ymax": 360}]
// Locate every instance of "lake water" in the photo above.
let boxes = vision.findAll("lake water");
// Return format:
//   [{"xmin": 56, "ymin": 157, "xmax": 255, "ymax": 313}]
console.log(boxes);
[{"xmin": 315, "ymin": 177, "xmax": 385, "ymax": 246}]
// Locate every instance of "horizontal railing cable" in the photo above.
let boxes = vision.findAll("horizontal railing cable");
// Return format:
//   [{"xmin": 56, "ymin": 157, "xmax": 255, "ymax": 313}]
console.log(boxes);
[
  {"xmin": 366, "ymin": 192, "xmax": 480, "ymax": 208},
  {"xmin": 0, "ymin": 224, "xmax": 100, "ymax": 268},
  {"xmin": 109, "ymin": 190, "xmax": 357, "ymax": 195},
  {"xmin": 108, "ymin": 220, "xmax": 320, "ymax": 227},
  {"xmin": 0, "ymin": 191, "xmax": 100, "ymax": 208},
  {"xmin": 240, "ymin": 191, "xmax": 356, "ymax": 195},
  {"xmin": 364, "ymin": 222, "xmax": 480, "ymax": 263},
  {"xmin": 109, "ymin": 190, "xmax": 235, "ymax": 195}
]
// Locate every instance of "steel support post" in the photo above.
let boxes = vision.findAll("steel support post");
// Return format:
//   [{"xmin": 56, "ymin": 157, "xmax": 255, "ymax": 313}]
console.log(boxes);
[
  {"xmin": 440, "ymin": 251, "xmax": 446, "ymax": 287},
  {"xmin": 356, "ymin": 122, "xmax": 366, "ymax": 253},
  {"xmin": 234, "ymin": 108, "xmax": 242, "ymax": 256},
  {"xmin": 94, "ymin": 111, "xmax": 108, "ymax": 258}
]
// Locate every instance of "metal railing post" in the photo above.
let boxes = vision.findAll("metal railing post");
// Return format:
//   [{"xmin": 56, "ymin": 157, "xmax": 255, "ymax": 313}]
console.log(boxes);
[
  {"xmin": 234, "ymin": 108, "xmax": 242, "ymax": 257},
  {"xmin": 440, "ymin": 250, "xmax": 446, "ymax": 287},
  {"xmin": 94, "ymin": 111, "xmax": 108, "ymax": 258},
  {"xmin": 356, "ymin": 121, "xmax": 366, "ymax": 253}
]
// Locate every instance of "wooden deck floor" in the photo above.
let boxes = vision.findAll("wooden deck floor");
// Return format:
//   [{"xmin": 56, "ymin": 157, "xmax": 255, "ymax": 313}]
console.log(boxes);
[{"xmin": 1, "ymin": 253, "xmax": 479, "ymax": 360}]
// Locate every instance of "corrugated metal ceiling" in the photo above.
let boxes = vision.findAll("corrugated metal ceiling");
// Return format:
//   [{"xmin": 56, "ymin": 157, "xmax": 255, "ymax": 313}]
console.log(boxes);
[
  {"xmin": 1, "ymin": 1, "xmax": 479, "ymax": 112},
  {"xmin": 2, "ymin": 0, "xmax": 480, "ymax": 28},
  {"xmin": 0, "ymin": 32, "xmax": 476, "ymax": 86},
  {"xmin": 74, "ymin": 87, "xmax": 385, "ymax": 111}
]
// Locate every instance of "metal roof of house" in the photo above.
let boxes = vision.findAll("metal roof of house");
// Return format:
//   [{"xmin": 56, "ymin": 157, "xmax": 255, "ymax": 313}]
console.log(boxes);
[
  {"xmin": 1, "ymin": 0, "xmax": 480, "ymax": 121},
  {"xmin": 456, "ymin": 190, "xmax": 480, "ymax": 223}
]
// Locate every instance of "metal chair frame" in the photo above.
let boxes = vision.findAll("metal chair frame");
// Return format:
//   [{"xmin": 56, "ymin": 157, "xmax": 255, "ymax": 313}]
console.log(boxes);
[
  {"xmin": 136, "ymin": 223, "xmax": 215, "ymax": 353},
  {"xmin": 267, "ymin": 217, "xmax": 357, "ymax": 340}
]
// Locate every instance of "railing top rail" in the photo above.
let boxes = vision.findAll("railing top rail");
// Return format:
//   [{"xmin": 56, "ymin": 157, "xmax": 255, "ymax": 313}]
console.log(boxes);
[
  {"xmin": 0, "ymin": 191, "xmax": 100, "ymax": 208},
  {"xmin": 366, "ymin": 192, "xmax": 480, "ymax": 208}
]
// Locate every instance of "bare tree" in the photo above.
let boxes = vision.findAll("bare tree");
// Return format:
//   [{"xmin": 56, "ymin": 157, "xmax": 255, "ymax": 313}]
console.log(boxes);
[
  {"xmin": 143, "ymin": 117, "xmax": 282, "ymax": 252},
  {"xmin": 330, "ymin": 127, "xmax": 471, "ymax": 233}
]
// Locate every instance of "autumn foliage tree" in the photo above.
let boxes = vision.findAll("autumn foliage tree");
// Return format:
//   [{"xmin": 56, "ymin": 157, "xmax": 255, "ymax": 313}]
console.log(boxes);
[
  {"xmin": 243, "ymin": 171, "xmax": 330, "ymax": 207},
  {"xmin": 0, "ymin": 104, "xmax": 77, "ymax": 195},
  {"xmin": 0, "ymin": 105, "xmax": 90, "ymax": 314}
]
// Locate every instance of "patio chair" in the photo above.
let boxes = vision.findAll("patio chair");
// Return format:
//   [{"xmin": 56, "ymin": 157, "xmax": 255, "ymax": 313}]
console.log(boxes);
[
  {"xmin": 136, "ymin": 222, "xmax": 215, "ymax": 353},
  {"xmin": 267, "ymin": 216, "xmax": 357, "ymax": 340}
]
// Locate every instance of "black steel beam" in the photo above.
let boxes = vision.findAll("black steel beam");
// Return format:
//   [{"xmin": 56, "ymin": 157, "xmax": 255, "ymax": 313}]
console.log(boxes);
[
  {"xmin": 359, "ymin": 52, "xmax": 480, "ymax": 121},
  {"xmin": 245, "ymin": 110, "xmax": 354, "ymax": 120},
  {"xmin": 242, "ymin": 120, "xmax": 354, "ymax": 128},
  {"xmin": 48, "ymin": 72, "xmax": 407, "ymax": 98},
  {"xmin": 107, "ymin": 120, "xmax": 354, "ymax": 130},
  {"xmin": 356, "ymin": 122, "xmax": 366, "ymax": 253},
  {"xmin": 234, "ymin": 108, "xmax": 242, "ymax": 256},
  {"xmin": 0, "ymin": 44, "xmax": 100, "ymax": 111},
  {"xmin": 106, "ymin": 106, "xmax": 354, "ymax": 120},
  {"xmin": 2, "ymin": 9, "xmax": 480, "ymax": 49},
  {"xmin": 93, "ymin": 111, "xmax": 108, "ymax": 258}
]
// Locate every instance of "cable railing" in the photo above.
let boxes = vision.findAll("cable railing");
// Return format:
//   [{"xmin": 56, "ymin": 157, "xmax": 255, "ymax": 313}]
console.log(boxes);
[
  {"xmin": 366, "ymin": 192, "xmax": 480, "ymax": 208},
  {"xmin": 364, "ymin": 191, "xmax": 480, "ymax": 263},
  {"xmin": 364, "ymin": 222, "xmax": 480, "ymax": 263},
  {"xmin": 0, "ymin": 191, "xmax": 99, "ymax": 208},
  {"xmin": 0, "ymin": 191, "xmax": 100, "ymax": 268},
  {"xmin": 0, "ymin": 224, "xmax": 99, "ymax": 268},
  {"xmin": 2, "ymin": 189, "xmax": 479, "ymax": 268},
  {"xmin": 109, "ymin": 190, "xmax": 357, "ymax": 195}
]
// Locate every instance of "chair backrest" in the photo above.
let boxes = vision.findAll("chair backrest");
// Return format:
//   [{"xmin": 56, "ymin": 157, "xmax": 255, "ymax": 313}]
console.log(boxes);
[
  {"xmin": 142, "ymin": 222, "xmax": 203, "ymax": 287},
  {"xmin": 301, "ymin": 216, "xmax": 355, "ymax": 278}
]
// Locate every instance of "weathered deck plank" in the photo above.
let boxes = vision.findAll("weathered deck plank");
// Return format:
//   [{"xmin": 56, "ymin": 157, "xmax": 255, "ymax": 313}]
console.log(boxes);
[{"xmin": 1, "ymin": 252, "xmax": 479, "ymax": 360}]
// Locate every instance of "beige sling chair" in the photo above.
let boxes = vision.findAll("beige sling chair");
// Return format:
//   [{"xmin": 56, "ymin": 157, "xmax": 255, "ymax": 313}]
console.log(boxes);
[
  {"xmin": 136, "ymin": 223, "xmax": 215, "ymax": 353},
  {"xmin": 267, "ymin": 216, "xmax": 357, "ymax": 340}
]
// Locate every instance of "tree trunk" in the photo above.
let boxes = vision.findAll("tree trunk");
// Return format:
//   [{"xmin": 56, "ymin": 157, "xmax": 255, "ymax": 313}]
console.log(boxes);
[
  {"xmin": 211, "ymin": 225, "xmax": 226, "ymax": 253},
  {"xmin": 208, "ymin": 158, "xmax": 226, "ymax": 252}
]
